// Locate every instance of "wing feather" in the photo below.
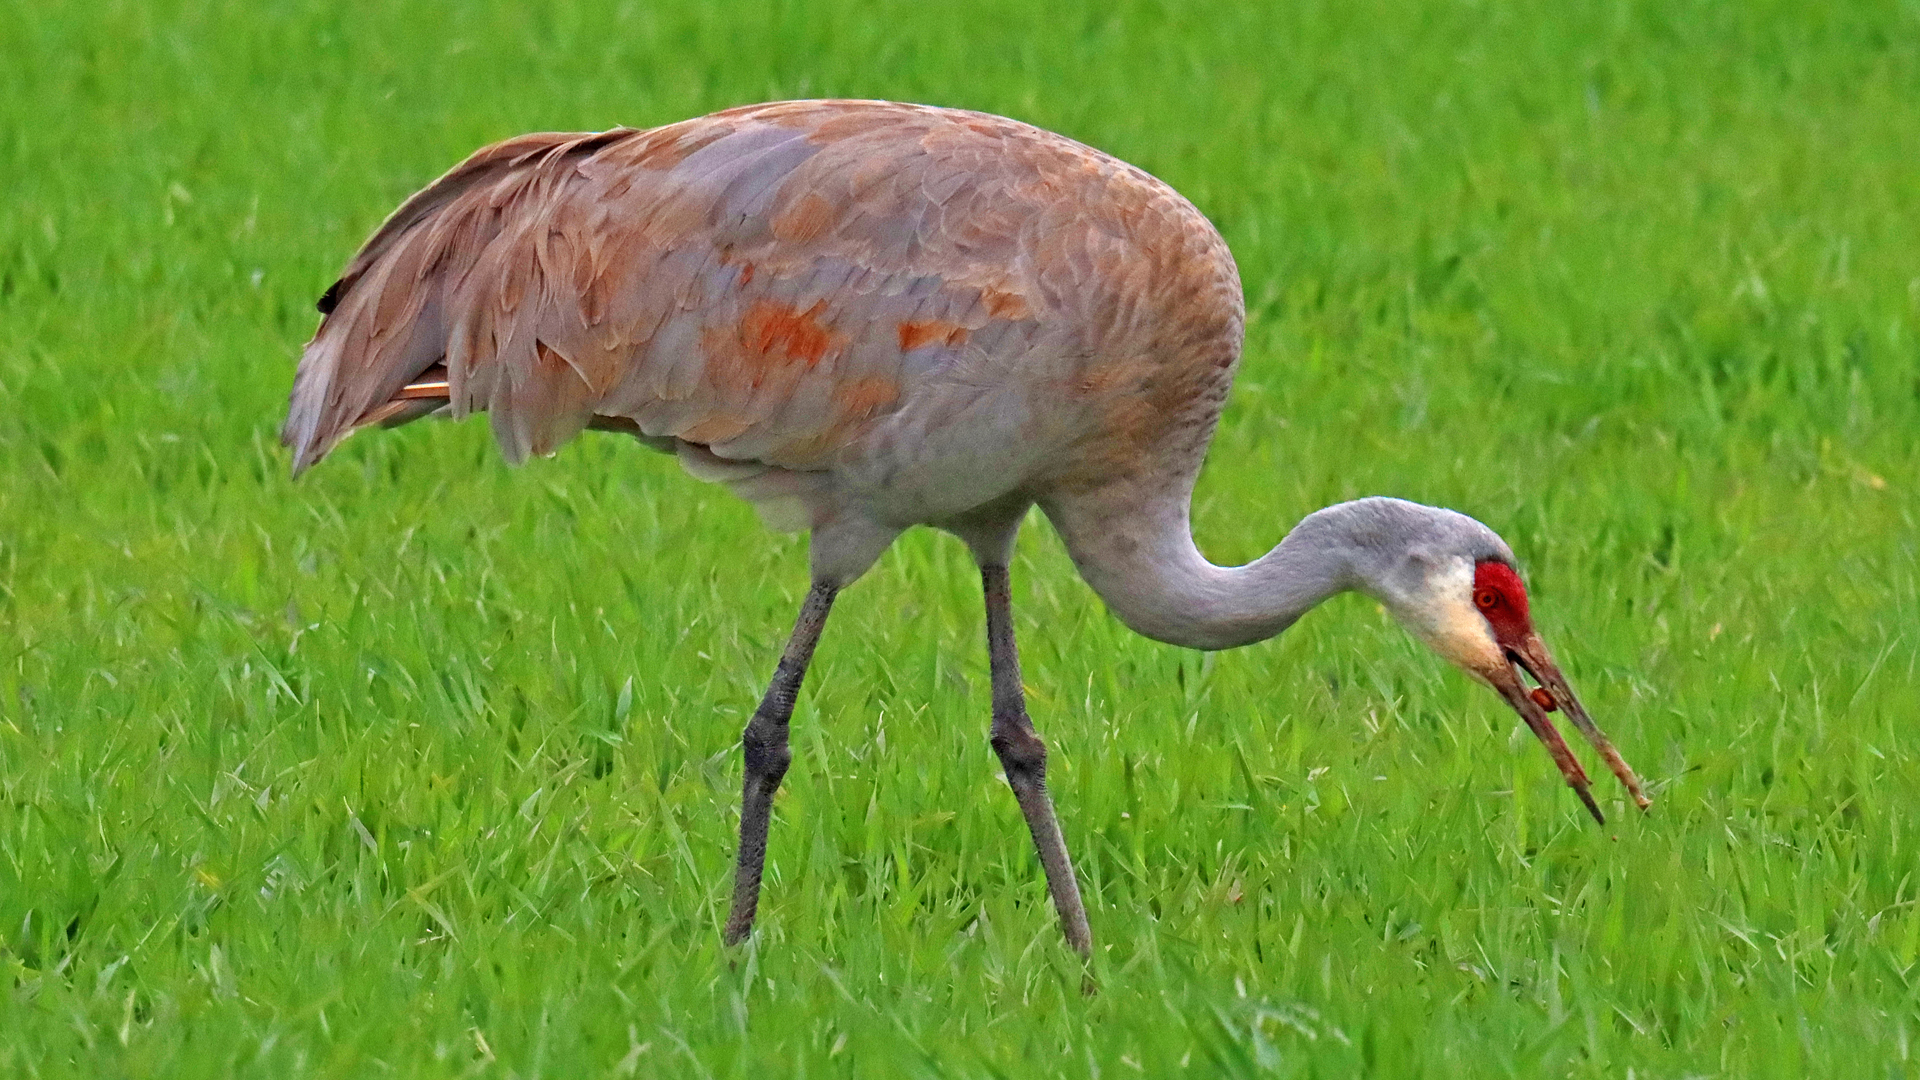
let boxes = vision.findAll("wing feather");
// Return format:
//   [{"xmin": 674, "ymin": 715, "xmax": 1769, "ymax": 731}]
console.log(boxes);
[{"xmin": 284, "ymin": 100, "xmax": 1218, "ymax": 479}]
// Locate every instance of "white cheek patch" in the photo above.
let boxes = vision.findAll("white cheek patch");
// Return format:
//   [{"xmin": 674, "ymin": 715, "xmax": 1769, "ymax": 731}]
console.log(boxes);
[{"xmin": 1400, "ymin": 560, "xmax": 1505, "ymax": 676}]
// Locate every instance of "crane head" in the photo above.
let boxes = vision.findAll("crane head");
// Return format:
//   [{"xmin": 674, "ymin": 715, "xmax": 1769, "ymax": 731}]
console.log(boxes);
[
  {"xmin": 1356, "ymin": 507, "xmax": 1651, "ymax": 824},
  {"xmin": 1452, "ymin": 559, "xmax": 1650, "ymax": 822}
]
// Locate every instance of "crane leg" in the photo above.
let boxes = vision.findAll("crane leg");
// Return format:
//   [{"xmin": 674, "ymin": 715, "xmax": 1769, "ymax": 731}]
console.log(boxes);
[
  {"xmin": 982, "ymin": 565, "xmax": 1093, "ymax": 957},
  {"xmin": 723, "ymin": 582, "xmax": 838, "ymax": 946}
]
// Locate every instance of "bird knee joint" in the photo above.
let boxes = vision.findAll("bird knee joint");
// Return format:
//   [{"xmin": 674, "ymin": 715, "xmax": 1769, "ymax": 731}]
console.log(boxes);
[
  {"xmin": 991, "ymin": 727, "xmax": 1047, "ymax": 779},
  {"xmin": 742, "ymin": 718, "xmax": 791, "ymax": 777}
]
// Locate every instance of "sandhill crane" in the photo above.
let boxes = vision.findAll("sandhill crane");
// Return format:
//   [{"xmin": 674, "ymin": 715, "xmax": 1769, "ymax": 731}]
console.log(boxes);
[{"xmin": 285, "ymin": 99, "xmax": 1649, "ymax": 957}]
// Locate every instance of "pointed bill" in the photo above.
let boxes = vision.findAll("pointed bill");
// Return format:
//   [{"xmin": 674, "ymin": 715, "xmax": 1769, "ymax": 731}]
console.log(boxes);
[
  {"xmin": 1486, "ymin": 659, "xmax": 1605, "ymax": 823},
  {"xmin": 1508, "ymin": 632, "xmax": 1651, "ymax": 812}
]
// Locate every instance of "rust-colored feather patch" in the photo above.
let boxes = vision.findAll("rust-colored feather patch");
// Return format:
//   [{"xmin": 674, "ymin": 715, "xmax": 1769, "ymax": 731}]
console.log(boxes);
[
  {"xmin": 740, "ymin": 299, "xmax": 840, "ymax": 366},
  {"xmin": 833, "ymin": 376, "xmax": 899, "ymax": 420},
  {"xmin": 771, "ymin": 192, "xmax": 837, "ymax": 245},
  {"xmin": 979, "ymin": 286, "xmax": 1031, "ymax": 320},
  {"xmin": 896, "ymin": 320, "xmax": 969, "ymax": 352}
]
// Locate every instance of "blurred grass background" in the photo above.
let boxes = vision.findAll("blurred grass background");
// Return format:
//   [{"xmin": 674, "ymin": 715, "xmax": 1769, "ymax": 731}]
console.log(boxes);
[{"xmin": 2, "ymin": 0, "xmax": 1917, "ymax": 1075}]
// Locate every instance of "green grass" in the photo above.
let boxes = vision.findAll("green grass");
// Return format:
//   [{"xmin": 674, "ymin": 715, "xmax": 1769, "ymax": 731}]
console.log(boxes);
[{"xmin": 3, "ymin": 0, "xmax": 1918, "ymax": 1075}]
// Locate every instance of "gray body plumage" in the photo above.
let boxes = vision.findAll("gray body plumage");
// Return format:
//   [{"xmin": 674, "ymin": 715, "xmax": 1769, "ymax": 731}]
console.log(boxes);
[{"xmin": 283, "ymin": 100, "xmax": 1244, "ymax": 597}]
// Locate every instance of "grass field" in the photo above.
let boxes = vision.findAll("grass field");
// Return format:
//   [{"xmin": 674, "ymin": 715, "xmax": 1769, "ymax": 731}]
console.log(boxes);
[{"xmin": 4, "ymin": 0, "xmax": 1919, "ymax": 1075}]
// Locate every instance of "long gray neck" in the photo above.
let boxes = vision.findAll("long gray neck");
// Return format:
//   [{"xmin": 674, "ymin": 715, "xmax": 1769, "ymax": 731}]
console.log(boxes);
[{"xmin": 1041, "ymin": 490, "xmax": 1475, "ymax": 651}]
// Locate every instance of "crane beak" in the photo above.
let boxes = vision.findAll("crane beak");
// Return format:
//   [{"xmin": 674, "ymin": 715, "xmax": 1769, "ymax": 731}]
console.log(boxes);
[{"xmin": 1490, "ymin": 633, "xmax": 1652, "ymax": 824}]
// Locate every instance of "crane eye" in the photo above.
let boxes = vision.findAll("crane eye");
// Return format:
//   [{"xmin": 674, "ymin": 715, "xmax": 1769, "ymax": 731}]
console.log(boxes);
[{"xmin": 1474, "ymin": 589, "xmax": 1500, "ymax": 611}]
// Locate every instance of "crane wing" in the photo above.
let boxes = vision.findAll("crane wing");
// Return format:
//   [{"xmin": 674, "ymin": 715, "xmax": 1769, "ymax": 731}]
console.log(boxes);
[{"xmin": 284, "ymin": 101, "xmax": 1061, "ymax": 476}]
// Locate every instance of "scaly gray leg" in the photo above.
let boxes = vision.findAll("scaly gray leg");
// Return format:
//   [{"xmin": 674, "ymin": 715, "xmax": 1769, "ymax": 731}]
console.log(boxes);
[
  {"xmin": 982, "ymin": 565, "xmax": 1093, "ymax": 956},
  {"xmin": 723, "ymin": 582, "xmax": 837, "ymax": 946}
]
